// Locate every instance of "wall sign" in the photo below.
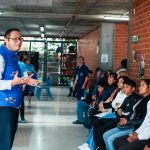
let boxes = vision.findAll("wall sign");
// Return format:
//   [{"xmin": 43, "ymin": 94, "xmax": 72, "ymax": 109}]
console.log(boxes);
[
  {"xmin": 132, "ymin": 35, "xmax": 139, "ymax": 43},
  {"xmin": 101, "ymin": 54, "xmax": 108, "ymax": 63}
]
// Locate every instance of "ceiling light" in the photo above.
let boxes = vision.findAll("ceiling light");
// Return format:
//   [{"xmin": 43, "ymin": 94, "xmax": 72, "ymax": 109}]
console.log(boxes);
[
  {"xmin": 41, "ymin": 33, "xmax": 45, "ymax": 38},
  {"xmin": 104, "ymin": 16, "xmax": 129, "ymax": 21},
  {"xmin": 40, "ymin": 26, "xmax": 44, "ymax": 32},
  {"xmin": 0, "ymin": 11, "xmax": 3, "ymax": 15}
]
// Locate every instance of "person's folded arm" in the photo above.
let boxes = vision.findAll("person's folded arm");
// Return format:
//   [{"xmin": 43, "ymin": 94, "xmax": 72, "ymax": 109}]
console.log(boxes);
[
  {"xmin": 135, "ymin": 101, "xmax": 150, "ymax": 140},
  {"xmin": 0, "ymin": 55, "xmax": 12, "ymax": 90}
]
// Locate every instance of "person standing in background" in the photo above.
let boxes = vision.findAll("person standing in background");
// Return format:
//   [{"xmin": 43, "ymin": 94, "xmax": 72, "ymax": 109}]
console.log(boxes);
[
  {"xmin": 72, "ymin": 56, "xmax": 89, "ymax": 124},
  {"xmin": 18, "ymin": 56, "xmax": 28, "ymax": 123},
  {"xmin": 73, "ymin": 56, "xmax": 89, "ymax": 101},
  {"xmin": 0, "ymin": 28, "xmax": 39, "ymax": 150},
  {"xmin": 116, "ymin": 59, "xmax": 127, "ymax": 75},
  {"xmin": 23, "ymin": 57, "xmax": 37, "ymax": 108}
]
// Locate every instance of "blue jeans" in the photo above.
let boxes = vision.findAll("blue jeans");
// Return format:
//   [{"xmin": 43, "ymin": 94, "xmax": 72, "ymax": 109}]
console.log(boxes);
[
  {"xmin": 103, "ymin": 127, "xmax": 134, "ymax": 150},
  {"xmin": 0, "ymin": 106, "xmax": 19, "ymax": 150},
  {"xmin": 86, "ymin": 127, "xmax": 95, "ymax": 150},
  {"xmin": 85, "ymin": 113, "xmax": 117, "ymax": 150},
  {"xmin": 77, "ymin": 101, "xmax": 89, "ymax": 122}
]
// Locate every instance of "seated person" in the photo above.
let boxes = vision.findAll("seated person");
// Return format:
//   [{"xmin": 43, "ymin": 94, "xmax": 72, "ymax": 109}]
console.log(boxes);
[
  {"xmin": 92, "ymin": 67, "xmax": 105, "ymax": 97},
  {"xmin": 116, "ymin": 59, "xmax": 127, "ymax": 75},
  {"xmin": 144, "ymin": 143, "xmax": 150, "ymax": 150},
  {"xmin": 72, "ymin": 80, "xmax": 107, "ymax": 124},
  {"xmin": 98, "ymin": 76, "xmax": 129, "ymax": 113},
  {"xmin": 93, "ymin": 79, "xmax": 140, "ymax": 150},
  {"xmin": 104, "ymin": 79, "xmax": 150, "ymax": 150},
  {"xmin": 113, "ymin": 79, "xmax": 150, "ymax": 150}
]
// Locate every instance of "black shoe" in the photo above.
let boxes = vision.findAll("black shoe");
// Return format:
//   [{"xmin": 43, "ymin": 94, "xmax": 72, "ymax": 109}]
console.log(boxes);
[
  {"xmin": 67, "ymin": 94, "xmax": 71, "ymax": 97},
  {"xmin": 94, "ymin": 146, "xmax": 100, "ymax": 150},
  {"xmin": 72, "ymin": 120, "xmax": 83, "ymax": 124},
  {"xmin": 94, "ymin": 146, "xmax": 105, "ymax": 150}
]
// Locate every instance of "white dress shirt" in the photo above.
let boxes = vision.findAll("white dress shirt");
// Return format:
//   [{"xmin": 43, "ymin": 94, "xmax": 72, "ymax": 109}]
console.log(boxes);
[
  {"xmin": 136, "ymin": 100, "xmax": 150, "ymax": 140},
  {"xmin": 0, "ymin": 55, "xmax": 12, "ymax": 90},
  {"xmin": 111, "ymin": 90, "xmax": 127, "ymax": 110}
]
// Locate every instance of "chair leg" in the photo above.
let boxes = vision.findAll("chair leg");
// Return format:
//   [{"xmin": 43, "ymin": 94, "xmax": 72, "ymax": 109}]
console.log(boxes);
[
  {"xmin": 36, "ymin": 87, "xmax": 42, "ymax": 100},
  {"xmin": 46, "ymin": 87, "xmax": 53, "ymax": 100}
]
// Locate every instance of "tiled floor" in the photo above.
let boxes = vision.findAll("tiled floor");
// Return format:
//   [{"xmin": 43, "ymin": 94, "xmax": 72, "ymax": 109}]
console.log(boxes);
[{"xmin": 12, "ymin": 86, "xmax": 88, "ymax": 150}]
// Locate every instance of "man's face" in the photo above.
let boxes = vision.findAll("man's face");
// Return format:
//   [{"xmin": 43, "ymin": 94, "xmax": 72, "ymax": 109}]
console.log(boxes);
[
  {"xmin": 78, "ymin": 57, "xmax": 84, "ymax": 66},
  {"xmin": 123, "ymin": 84, "xmax": 135, "ymax": 96},
  {"xmin": 4, "ymin": 31, "xmax": 23, "ymax": 51}
]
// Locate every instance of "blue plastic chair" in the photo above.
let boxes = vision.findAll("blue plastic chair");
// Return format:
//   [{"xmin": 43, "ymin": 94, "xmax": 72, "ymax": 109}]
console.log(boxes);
[{"xmin": 36, "ymin": 76, "xmax": 53, "ymax": 100}]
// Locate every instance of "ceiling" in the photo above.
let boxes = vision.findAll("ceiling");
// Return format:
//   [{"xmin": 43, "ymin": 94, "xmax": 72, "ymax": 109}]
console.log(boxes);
[{"xmin": 0, "ymin": 0, "xmax": 130, "ymax": 38}]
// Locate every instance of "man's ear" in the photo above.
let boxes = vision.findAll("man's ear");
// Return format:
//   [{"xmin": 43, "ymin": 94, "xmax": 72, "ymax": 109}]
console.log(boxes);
[
  {"xmin": 132, "ymin": 87, "xmax": 135, "ymax": 92},
  {"xmin": 4, "ymin": 38, "xmax": 8, "ymax": 44}
]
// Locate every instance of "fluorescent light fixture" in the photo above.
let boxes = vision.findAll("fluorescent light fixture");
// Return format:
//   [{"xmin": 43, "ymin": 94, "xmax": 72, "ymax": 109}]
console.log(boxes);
[
  {"xmin": 41, "ymin": 33, "xmax": 45, "ymax": 38},
  {"xmin": 40, "ymin": 26, "xmax": 44, "ymax": 32},
  {"xmin": 104, "ymin": 16, "xmax": 129, "ymax": 21}
]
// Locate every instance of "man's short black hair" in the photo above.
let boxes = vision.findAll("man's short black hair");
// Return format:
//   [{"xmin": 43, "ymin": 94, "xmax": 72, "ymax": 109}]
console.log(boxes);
[
  {"xmin": 4, "ymin": 28, "xmax": 21, "ymax": 38},
  {"xmin": 121, "ymin": 59, "xmax": 127, "ymax": 69},
  {"xmin": 109, "ymin": 72, "xmax": 118, "ymax": 81},
  {"xmin": 124, "ymin": 79, "xmax": 136, "ymax": 88},
  {"xmin": 117, "ymin": 76, "xmax": 129, "ymax": 83},
  {"xmin": 95, "ymin": 67, "xmax": 100, "ymax": 72},
  {"xmin": 97, "ymin": 80, "xmax": 107, "ymax": 88}
]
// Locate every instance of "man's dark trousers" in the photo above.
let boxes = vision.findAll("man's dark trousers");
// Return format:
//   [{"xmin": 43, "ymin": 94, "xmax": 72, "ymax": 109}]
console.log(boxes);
[{"xmin": 0, "ymin": 107, "xmax": 19, "ymax": 150}]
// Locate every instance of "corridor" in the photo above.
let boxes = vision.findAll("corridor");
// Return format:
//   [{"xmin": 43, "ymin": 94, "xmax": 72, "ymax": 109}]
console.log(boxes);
[{"xmin": 12, "ymin": 87, "xmax": 88, "ymax": 150}]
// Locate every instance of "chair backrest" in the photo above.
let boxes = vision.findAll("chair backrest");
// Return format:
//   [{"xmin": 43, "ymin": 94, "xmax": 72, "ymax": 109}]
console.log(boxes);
[{"xmin": 45, "ymin": 76, "xmax": 52, "ymax": 87}]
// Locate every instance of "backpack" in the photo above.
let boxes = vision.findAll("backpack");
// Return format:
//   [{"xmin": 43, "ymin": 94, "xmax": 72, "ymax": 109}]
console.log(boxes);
[{"xmin": 83, "ymin": 107, "xmax": 97, "ymax": 129}]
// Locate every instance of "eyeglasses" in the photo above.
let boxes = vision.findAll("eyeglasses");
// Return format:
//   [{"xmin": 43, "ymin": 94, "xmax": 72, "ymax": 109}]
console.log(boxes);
[{"xmin": 8, "ymin": 37, "xmax": 24, "ymax": 42}]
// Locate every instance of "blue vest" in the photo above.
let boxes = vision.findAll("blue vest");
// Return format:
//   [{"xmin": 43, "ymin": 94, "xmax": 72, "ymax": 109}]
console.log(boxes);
[{"xmin": 0, "ymin": 45, "xmax": 23, "ymax": 108}]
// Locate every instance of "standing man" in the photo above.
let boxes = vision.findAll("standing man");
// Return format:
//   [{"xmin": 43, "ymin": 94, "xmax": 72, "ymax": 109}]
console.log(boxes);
[
  {"xmin": 0, "ymin": 28, "xmax": 39, "ymax": 150},
  {"xmin": 72, "ymin": 56, "xmax": 89, "ymax": 124}
]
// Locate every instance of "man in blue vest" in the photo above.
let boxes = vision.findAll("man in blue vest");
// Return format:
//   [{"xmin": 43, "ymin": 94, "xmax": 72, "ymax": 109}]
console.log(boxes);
[{"xmin": 0, "ymin": 28, "xmax": 39, "ymax": 150}]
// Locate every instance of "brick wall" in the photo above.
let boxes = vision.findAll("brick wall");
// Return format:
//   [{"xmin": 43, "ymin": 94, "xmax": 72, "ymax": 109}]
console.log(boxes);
[
  {"xmin": 78, "ymin": 24, "xmax": 128, "ymax": 72},
  {"xmin": 113, "ymin": 23, "xmax": 128, "ymax": 71},
  {"xmin": 78, "ymin": 27, "xmax": 100, "ymax": 72},
  {"xmin": 130, "ymin": 0, "xmax": 150, "ymax": 82}
]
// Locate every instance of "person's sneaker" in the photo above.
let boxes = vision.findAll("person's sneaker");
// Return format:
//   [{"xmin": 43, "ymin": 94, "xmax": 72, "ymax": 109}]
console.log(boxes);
[
  {"xmin": 28, "ymin": 103, "xmax": 31, "ymax": 108},
  {"xmin": 72, "ymin": 120, "xmax": 83, "ymax": 124},
  {"xmin": 21, "ymin": 119, "xmax": 27, "ymax": 123},
  {"xmin": 80, "ymin": 146, "xmax": 91, "ymax": 150},
  {"xmin": 78, "ymin": 143, "xmax": 89, "ymax": 149},
  {"xmin": 93, "ymin": 146, "xmax": 101, "ymax": 150}
]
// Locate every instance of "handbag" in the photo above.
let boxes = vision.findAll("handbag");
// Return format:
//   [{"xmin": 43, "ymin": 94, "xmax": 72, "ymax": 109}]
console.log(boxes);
[{"xmin": 83, "ymin": 107, "xmax": 97, "ymax": 129}]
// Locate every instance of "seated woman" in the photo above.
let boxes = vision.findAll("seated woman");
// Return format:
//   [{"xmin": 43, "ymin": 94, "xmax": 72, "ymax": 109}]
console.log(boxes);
[
  {"xmin": 144, "ymin": 142, "xmax": 150, "ymax": 150},
  {"xmin": 103, "ymin": 79, "xmax": 150, "ymax": 150},
  {"xmin": 113, "ymin": 79, "xmax": 150, "ymax": 150}
]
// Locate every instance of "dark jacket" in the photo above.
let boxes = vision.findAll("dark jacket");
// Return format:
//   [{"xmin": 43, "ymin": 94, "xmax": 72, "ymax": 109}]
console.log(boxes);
[
  {"xmin": 103, "ymin": 89, "xmax": 120, "ymax": 109},
  {"xmin": 118, "ymin": 93, "xmax": 140, "ymax": 119},
  {"xmin": 98, "ymin": 82, "xmax": 117, "ymax": 103},
  {"xmin": 124, "ymin": 94, "xmax": 150, "ymax": 129}
]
